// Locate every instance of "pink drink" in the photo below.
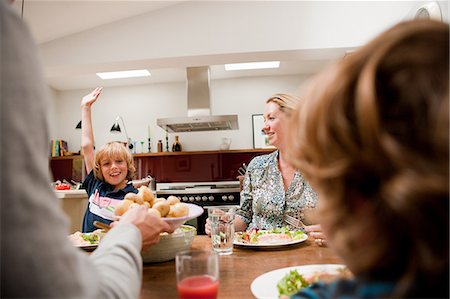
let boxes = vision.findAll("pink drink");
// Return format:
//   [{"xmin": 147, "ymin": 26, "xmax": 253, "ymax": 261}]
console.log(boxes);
[{"xmin": 177, "ymin": 275, "xmax": 219, "ymax": 299}]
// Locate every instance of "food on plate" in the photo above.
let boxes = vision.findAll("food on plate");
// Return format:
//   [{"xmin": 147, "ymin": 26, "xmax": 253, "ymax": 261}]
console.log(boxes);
[
  {"xmin": 277, "ymin": 270, "xmax": 308, "ymax": 297},
  {"xmin": 166, "ymin": 195, "xmax": 180, "ymax": 205},
  {"xmin": 114, "ymin": 192, "xmax": 189, "ymax": 219},
  {"xmin": 125, "ymin": 192, "xmax": 144, "ymax": 205},
  {"xmin": 138, "ymin": 185, "xmax": 155, "ymax": 205},
  {"xmin": 153, "ymin": 198, "xmax": 166, "ymax": 205},
  {"xmin": 235, "ymin": 226, "xmax": 306, "ymax": 245},
  {"xmin": 258, "ymin": 233, "xmax": 293, "ymax": 245},
  {"xmin": 114, "ymin": 199, "xmax": 133, "ymax": 216},
  {"xmin": 152, "ymin": 200, "xmax": 170, "ymax": 217},
  {"xmin": 277, "ymin": 267, "xmax": 352, "ymax": 297},
  {"xmin": 129, "ymin": 202, "xmax": 141, "ymax": 209},
  {"xmin": 159, "ymin": 224, "xmax": 195, "ymax": 236},
  {"xmin": 167, "ymin": 202, "xmax": 189, "ymax": 218},
  {"xmin": 68, "ymin": 229, "xmax": 105, "ymax": 247}
]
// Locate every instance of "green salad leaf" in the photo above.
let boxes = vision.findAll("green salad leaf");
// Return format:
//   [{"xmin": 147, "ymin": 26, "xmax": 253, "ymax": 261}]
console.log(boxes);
[
  {"xmin": 81, "ymin": 233, "xmax": 99, "ymax": 244},
  {"xmin": 277, "ymin": 270, "xmax": 309, "ymax": 297}
]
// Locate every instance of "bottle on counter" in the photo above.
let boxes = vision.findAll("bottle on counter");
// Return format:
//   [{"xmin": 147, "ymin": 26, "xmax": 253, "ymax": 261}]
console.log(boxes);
[
  {"xmin": 157, "ymin": 140, "xmax": 163, "ymax": 152},
  {"xmin": 172, "ymin": 135, "xmax": 182, "ymax": 152}
]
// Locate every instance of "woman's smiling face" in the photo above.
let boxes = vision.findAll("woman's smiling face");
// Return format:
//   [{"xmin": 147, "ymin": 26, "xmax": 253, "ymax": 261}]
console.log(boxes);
[{"xmin": 263, "ymin": 101, "xmax": 289, "ymax": 149}]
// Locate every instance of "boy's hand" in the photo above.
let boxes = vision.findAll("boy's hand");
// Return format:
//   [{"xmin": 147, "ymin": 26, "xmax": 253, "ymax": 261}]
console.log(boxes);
[{"xmin": 81, "ymin": 87, "xmax": 103, "ymax": 108}]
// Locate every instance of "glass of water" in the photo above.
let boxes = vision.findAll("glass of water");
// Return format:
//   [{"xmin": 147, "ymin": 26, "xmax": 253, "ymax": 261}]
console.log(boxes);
[{"xmin": 208, "ymin": 206, "xmax": 236, "ymax": 255}]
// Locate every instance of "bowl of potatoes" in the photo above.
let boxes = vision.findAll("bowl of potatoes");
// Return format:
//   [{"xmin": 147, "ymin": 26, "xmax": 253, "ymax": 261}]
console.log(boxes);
[
  {"xmin": 114, "ymin": 186, "xmax": 203, "ymax": 229},
  {"xmin": 141, "ymin": 224, "xmax": 197, "ymax": 263}
]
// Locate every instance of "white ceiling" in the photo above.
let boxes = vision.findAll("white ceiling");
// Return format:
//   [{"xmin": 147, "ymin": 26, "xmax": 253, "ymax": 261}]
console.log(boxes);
[
  {"xmin": 11, "ymin": 0, "xmax": 351, "ymax": 91},
  {"xmin": 13, "ymin": 1, "xmax": 185, "ymax": 44}
]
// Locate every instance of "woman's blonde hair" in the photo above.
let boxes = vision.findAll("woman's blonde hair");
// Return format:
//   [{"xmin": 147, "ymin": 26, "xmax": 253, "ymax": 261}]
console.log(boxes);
[
  {"xmin": 93, "ymin": 141, "xmax": 136, "ymax": 182},
  {"xmin": 266, "ymin": 93, "xmax": 301, "ymax": 116},
  {"xmin": 289, "ymin": 20, "xmax": 448, "ymax": 297}
]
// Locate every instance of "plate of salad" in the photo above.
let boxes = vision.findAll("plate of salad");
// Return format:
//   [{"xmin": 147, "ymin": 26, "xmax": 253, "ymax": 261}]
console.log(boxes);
[
  {"xmin": 233, "ymin": 226, "xmax": 308, "ymax": 249},
  {"xmin": 251, "ymin": 264, "xmax": 351, "ymax": 298},
  {"xmin": 68, "ymin": 230, "xmax": 105, "ymax": 251}
]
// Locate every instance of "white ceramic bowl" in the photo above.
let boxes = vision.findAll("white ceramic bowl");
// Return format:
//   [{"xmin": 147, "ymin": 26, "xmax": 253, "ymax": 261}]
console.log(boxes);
[
  {"xmin": 161, "ymin": 203, "xmax": 204, "ymax": 229},
  {"xmin": 141, "ymin": 225, "xmax": 197, "ymax": 263}
]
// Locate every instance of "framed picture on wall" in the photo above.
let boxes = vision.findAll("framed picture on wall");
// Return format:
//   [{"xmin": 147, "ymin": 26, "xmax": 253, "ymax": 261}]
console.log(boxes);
[{"xmin": 252, "ymin": 114, "xmax": 275, "ymax": 149}]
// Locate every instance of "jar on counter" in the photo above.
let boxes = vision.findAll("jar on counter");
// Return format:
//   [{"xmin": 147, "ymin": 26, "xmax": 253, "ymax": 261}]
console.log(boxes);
[{"xmin": 157, "ymin": 140, "xmax": 163, "ymax": 152}]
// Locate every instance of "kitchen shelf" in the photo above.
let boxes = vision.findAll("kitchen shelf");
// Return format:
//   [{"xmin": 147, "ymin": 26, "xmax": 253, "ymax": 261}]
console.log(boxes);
[
  {"xmin": 49, "ymin": 148, "xmax": 275, "ymax": 183},
  {"xmin": 132, "ymin": 148, "xmax": 274, "ymax": 157},
  {"xmin": 49, "ymin": 155, "xmax": 83, "ymax": 160},
  {"xmin": 49, "ymin": 148, "xmax": 274, "ymax": 160}
]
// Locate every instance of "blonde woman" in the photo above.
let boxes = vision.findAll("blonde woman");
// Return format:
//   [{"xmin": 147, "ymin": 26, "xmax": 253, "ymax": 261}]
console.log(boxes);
[
  {"xmin": 206, "ymin": 93, "xmax": 321, "ymax": 239},
  {"xmin": 288, "ymin": 20, "xmax": 448, "ymax": 298}
]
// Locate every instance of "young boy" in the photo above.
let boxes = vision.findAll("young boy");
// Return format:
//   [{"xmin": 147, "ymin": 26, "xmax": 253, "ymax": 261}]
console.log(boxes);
[{"xmin": 80, "ymin": 88, "xmax": 138, "ymax": 232}]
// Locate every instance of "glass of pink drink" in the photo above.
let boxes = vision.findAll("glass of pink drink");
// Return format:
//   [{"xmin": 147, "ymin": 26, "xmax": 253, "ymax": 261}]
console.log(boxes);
[{"xmin": 176, "ymin": 250, "xmax": 219, "ymax": 299}]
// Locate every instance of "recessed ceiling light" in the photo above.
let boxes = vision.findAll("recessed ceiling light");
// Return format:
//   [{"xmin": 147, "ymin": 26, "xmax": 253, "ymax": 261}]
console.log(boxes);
[
  {"xmin": 225, "ymin": 61, "xmax": 280, "ymax": 71},
  {"xmin": 96, "ymin": 69, "xmax": 151, "ymax": 80}
]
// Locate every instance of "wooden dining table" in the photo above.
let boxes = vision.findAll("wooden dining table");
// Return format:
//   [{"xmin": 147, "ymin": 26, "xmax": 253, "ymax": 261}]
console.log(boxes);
[{"xmin": 140, "ymin": 235, "xmax": 343, "ymax": 299}]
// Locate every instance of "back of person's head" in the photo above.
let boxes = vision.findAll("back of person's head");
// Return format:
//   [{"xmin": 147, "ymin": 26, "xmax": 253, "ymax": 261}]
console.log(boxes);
[
  {"xmin": 289, "ymin": 20, "xmax": 448, "ymax": 297},
  {"xmin": 94, "ymin": 141, "xmax": 136, "ymax": 182},
  {"xmin": 266, "ymin": 93, "xmax": 300, "ymax": 115}
]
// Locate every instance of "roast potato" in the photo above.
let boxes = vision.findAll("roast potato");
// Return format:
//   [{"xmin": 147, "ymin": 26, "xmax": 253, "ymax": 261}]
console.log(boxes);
[
  {"xmin": 167, "ymin": 202, "xmax": 189, "ymax": 218},
  {"xmin": 124, "ymin": 192, "xmax": 144, "ymax": 205},
  {"xmin": 114, "ymin": 199, "xmax": 133, "ymax": 216},
  {"xmin": 152, "ymin": 200, "xmax": 170, "ymax": 217},
  {"xmin": 166, "ymin": 195, "xmax": 180, "ymax": 206},
  {"xmin": 138, "ymin": 186, "xmax": 155, "ymax": 206}
]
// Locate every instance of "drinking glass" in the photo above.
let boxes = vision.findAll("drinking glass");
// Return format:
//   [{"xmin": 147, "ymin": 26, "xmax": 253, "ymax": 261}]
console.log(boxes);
[
  {"xmin": 208, "ymin": 206, "xmax": 236, "ymax": 255},
  {"xmin": 176, "ymin": 250, "xmax": 219, "ymax": 299}
]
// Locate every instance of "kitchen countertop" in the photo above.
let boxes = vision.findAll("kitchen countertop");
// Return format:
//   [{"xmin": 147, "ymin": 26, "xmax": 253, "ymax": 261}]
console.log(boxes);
[
  {"xmin": 54, "ymin": 189, "xmax": 88, "ymax": 233},
  {"xmin": 54, "ymin": 189, "xmax": 87, "ymax": 199}
]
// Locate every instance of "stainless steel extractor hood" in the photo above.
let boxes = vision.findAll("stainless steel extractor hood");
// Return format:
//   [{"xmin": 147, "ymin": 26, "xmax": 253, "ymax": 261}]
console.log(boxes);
[{"xmin": 157, "ymin": 66, "xmax": 239, "ymax": 133}]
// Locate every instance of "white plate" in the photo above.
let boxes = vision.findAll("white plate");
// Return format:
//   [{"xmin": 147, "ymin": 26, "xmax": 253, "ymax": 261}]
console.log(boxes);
[
  {"xmin": 161, "ymin": 203, "xmax": 204, "ymax": 228},
  {"xmin": 233, "ymin": 231, "xmax": 308, "ymax": 249},
  {"xmin": 251, "ymin": 264, "xmax": 347, "ymax": 299},
  {"xmin": 76, "ymin": 243, "xmax": 98, "ymax": 251},
  {"xmin": 68, "ymin": 231, "xmax": 103, "ymax": 251}
]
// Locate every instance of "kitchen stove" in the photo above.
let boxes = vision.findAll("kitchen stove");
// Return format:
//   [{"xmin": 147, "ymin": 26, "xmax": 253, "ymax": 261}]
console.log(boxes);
[
  {"xmin": 157, "ymin": 181, "xmax": 240, "ymax": 206},
  {"xmin": 156, "ymin": 181, "xmax": 240, "ymax": 234}
]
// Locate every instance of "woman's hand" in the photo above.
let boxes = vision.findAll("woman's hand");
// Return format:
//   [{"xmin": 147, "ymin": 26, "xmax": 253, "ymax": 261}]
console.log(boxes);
[
  {"xmin": 205, "ymin": 214, "xmax": 247, "ymax": 237},
  {"xmin": 113, "ymin": 206, "xmax": 175, "ymax": 250},
  {"xmin": 81, "ymin": 87, "xmax": 103, "ymax": 108},
  {"xmin": 205, "ymin": 218, "xmax": 212, "ymax": 237},
  {"xmin": 304, "ymin": 224, "xmax": 327, "ymax": 247}
]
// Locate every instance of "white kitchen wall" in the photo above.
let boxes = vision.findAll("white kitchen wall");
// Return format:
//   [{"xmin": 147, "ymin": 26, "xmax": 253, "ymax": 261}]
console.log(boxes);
[
  {"xmin": 45, "ymin": 0, "xmax": 449, "ymax": 153},
  {"xmin": 50, "ymin": 74, "xmax": 311, "ymax": 153},
  {"xmin": 46, "ymin": 87, "xmax": 58, "ymax": 140},
  {"xmin": 40, "ymin": 1, "xmax": 423, "ymax": 77}
]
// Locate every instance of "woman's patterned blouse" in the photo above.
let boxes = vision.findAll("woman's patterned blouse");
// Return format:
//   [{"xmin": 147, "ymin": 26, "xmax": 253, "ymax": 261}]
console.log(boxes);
[{"xmin": 236, "ymin": 150, "xmax": 318, "ymax": 231}]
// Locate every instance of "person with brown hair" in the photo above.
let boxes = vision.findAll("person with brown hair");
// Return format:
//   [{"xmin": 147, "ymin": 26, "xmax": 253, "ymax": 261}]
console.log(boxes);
[{"xmin": 288, "ymin": 20, "xmax": 448, "ymax": 298}]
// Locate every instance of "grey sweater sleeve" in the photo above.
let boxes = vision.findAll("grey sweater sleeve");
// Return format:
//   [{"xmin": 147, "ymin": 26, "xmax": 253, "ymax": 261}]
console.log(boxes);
[{"xmin": 0, "ymin": 2, "xmax": 143, "ymax": 298}]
